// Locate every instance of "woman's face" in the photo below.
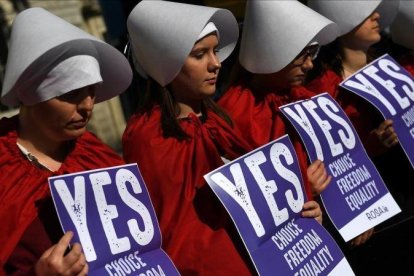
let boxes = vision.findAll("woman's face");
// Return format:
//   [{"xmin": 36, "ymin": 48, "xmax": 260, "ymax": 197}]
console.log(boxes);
[
  {"xmin": 26, "ymin": 85, "xmax": 96, "ymax": 142},
  {"xmin": 263, "ymin": 44, "xmax": 318, "ymax": 89},
  {"xmin": 170, "ymin": 33, "xmax": 221, "ymax": 102},
  {"xmin": 343, "ymin": 11, "xmax": 381, "ymax": 49}
]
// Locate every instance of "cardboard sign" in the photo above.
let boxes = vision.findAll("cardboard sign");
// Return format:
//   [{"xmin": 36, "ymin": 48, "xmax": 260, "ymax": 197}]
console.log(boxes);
[
  {"xmin": 280, "ymin": 93, "xmax": 401, "ymax": 242},
  {"xmin": 340, "ymin": 54, "xmax": 414, "ymax": 168},
  {"xmin": 48, "ymin": 164, "xmax": 179, "ymax": 276},
  {"xmin": 205, "ymin": 135, "xmax": 354, "ymax": 275}
]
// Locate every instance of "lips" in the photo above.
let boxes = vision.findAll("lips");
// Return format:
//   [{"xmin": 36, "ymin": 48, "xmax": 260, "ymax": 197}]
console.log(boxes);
[
  {"xmin": 205, "ymin": 77, "xmax": 217, "ymax": 84},
  {"xmin": 68, "ymin": 119, "xmax": 88, "ymax": 129}
]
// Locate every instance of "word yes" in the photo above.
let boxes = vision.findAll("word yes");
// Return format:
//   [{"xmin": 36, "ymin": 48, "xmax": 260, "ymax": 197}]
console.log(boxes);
[{"xmin": 53, "ymin": 168, "xmax": 154, "ymax": 261}]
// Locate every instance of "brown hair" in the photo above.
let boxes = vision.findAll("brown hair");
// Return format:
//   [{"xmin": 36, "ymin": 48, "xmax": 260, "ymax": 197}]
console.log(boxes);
[
  {"xmin": 137, "ymin": 78, "xmax": 233, "ymax": 141},
  {"xmin": 306, "ymin": 37, "xmax": 381, "ymax": 83}
]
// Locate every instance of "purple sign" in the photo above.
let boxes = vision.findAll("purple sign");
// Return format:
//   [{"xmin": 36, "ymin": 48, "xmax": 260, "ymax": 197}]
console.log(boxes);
[
  {"xmin": 48, "ymin": 164, "xmax": 179, "ymax": 276},
  {"xmin": 204, "ymin": 135, "xmax": 353, "ymax": 275},
  {"xmin": 340, "ymin": 54, "xmax": 414, "ymax": 168},
  {"xmin": 280, "ymin": 94, "xmax": 400, "ymax": 242}
]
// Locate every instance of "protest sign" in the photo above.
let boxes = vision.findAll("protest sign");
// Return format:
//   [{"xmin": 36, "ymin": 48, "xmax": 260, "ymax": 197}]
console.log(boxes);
[
  {"xmin": 280, "ymin": 93, "xmax": 400, "ymax": 241},
  {"xmin": 49, "ymin": 163, "xmax": 179, "ymax": 276},
  {"xmin": 340, "ymin": 54, "xmax": 414, "ymax": 168},
  {"xmin": 205, "ymin": 135, "xmax": 353, "ymax": 275}
]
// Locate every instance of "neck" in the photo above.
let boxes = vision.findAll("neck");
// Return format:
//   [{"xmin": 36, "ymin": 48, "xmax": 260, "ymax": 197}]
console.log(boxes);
[
  {"xmin": 18, "ymin": 111, "xmax": 68, "ymax": 171},
  {"xmin": 340, "ymin": 39, "xmax": 369, "ymax": 78},
  {"xmin": 341, "ymin": 48, "xmax": 369, "ymax": 78},
  {"xmin": 171, "ymin": 90, "xmax": 204, "ymax": 118}
]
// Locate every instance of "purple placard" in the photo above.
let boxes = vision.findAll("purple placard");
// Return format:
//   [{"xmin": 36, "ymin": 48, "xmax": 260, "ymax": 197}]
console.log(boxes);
[
  {"xmin": 204, "ymin": 135, "xmax": 354, "ymax": 275},
  {"xmin": 48, "ymin": 163, "xmax": 179, "ymax": 276},
  {"xmin": 280, "ymin": 93, "xmax": 401, "ymax": 242},
  {"xmin": 340, "ymin": 54, "xmax": 414, "ymax": 168}
]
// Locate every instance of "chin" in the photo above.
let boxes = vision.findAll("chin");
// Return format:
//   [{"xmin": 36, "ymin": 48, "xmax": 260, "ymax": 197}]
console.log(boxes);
[
  {"xmin": 201, "ymin": 89, "xmax": 216, "ymax": 97},
  {"xmin": 64, "ymin": 128, "xmax": 87, "ymax": 140},
  {"xmin": 290, "ymin": 80, "xmax": 304, "ymax": 87}
]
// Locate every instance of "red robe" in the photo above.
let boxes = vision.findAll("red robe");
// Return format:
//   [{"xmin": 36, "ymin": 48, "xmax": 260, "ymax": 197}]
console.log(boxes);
[
  {"xmin": 0, "ymin": 116, "xmax": 124, "ymax": 275},
  {"xmin": 122, "ymin": 107, "xmax": 254, "ymax": 275},
  {"xmin": 218, "ymin": 82, "xmax": 315, "ymax": 200},
  {"xmin": 399, "ymin": 54, "xmax": 414, "ymax": 77},
  {"xmin": 306, "ymin": 69, "xmax": 384, "ymax": 156}
]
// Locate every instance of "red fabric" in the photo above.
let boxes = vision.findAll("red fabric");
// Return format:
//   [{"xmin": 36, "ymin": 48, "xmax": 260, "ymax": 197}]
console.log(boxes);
[
  {"xmin": 399, "ymin": 54, "xmax": 414, "ymax": 77},
  {"xmin": 122, "ymin": 107, "xmax": 254, "ymax": 275},
  {"xmin": 218, "ymin": 82, "xmax": 315, "ymax": 200},
  {"xmin": 306, "ymin": 69, "xmax": 385, "ymax": 156},
  {"xmin": 0, "ymin": 116, "xmax": 124, "ymax": 275}
]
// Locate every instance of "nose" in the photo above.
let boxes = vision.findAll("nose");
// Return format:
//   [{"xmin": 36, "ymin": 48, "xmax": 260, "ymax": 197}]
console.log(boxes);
[
  {"xmin": 302, "ymin": 55, "xmax": 314, "ymax": 72},
  {"xmin": 79, "ymin": 96, "xmax": 94, "ymax": 111},
  {"xmin": 78, "ymin": 93, "xmax": 95, "ymax": 112},
  {"xmin": 208, "ymin": 52, "xmax": 221, "ymax": 72},
  {"xmin": 371, "ymin": 11, "xmax": 380, "ymax": 21}
]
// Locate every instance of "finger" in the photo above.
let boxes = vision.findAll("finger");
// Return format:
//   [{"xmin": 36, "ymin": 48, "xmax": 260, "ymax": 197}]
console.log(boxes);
[
  {"xmin": 360, "ymin": 231, "xmax": 371, "ymax": 245},
  {"xmin": 302, "ymin": 209, "xmax": 322, "ymax": 219},
  {"xmin": 319, "ymin": 175, "xmax": 332, "ymax": 192},
  {"xmin": 77, "ymin": 262, "xmax": 89, "ymax": 276},
  {"xmin": 302, "ymin": 200, "xmax": 317, "ymax": 210},
  {"xmin": 50, "ymin": 231, "xmax": 73, "ymax": 258},
  {"xmin": 302, "ymin": 201, "xmax": 321, "ymax": 218},
  {"xmin": 68, "ymin": 251, "xmax": 87, "ymax": 275},
  {"xmin": 64, "ymin": 243, "xmax": 83, "ymax": 268},
  {"xmin": 383, "ymin": 134, "xmax": 398, "ymax": 148},
  {"xmin": 378, "ymin": 120, "xmax": 393, "ymax": 132},
  {"xmin": 39, "ymin": 243, "xmax": 57, "ymax": 260},
  {"xmin": 312, "ymin": 165, "xmax": 326, "ymax": 181},
  {"xmin": 308, "ymin": 160, "xmax": 322, "ymax": 174},
  {"xmin": 383, "ymin": 127, "xmax": 397, "ymax": 141},
  {"xmin": 351, "ymin": 236, "xmax": 362, "ymax": 247}
]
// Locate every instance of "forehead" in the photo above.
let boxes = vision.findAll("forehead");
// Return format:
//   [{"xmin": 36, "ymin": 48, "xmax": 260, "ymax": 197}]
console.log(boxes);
[{"xmin": 192, "ymin": 33, "xmax": 219, "ymax": 49}]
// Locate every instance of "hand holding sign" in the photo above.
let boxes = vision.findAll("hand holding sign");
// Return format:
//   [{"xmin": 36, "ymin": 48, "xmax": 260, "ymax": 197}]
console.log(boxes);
[
  {"xmin": 35, "ymin": 232, "xmax": 88, "ymax": 276},
  {"xmin": 372, "ymin": 119, "xmax": 398, "ymax": 148},
  {"xmin": 307, "ymin": 160, "xmax": 332, "ymax": 196},
  {"xmin": 205, "ymin": 135, "xmax": 353, "ymax": 275},
  {"xmin": 340, "ymin": 54, "xmax": 414, "ymax": 168},
  {"xmin": 280, "ymin": 94, "xmax": 401, "ymax": 242},
  {"xmin": 48, "ymin": 164, "xmax": 179, "ymax": 276}
]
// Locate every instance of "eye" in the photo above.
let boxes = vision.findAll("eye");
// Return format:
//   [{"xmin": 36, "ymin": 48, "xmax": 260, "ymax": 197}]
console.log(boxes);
[
  {"xmin": 191, "ymin": 51, "xmax": 205, "ymax": 60},
  {"xmin": 57, "ymin": 90, "xmax": 78, "ymax": 102}
]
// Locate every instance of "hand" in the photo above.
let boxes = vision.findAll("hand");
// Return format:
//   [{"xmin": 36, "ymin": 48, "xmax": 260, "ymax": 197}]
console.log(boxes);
[
  {"xmin": 372, "ymin": 119, "xmax": 398, "ymax": 148},
  {"xmin": 302, "ymin": 200, "xmax": 323, "ymax": 224},
  {"xmin": 35, "ymin": 231, "xmax": 88, "ymax": 276},
  {"xmin": 308, "ymin": 160, "xmax": 331, "ymax": 196},
  {"xmin": 350, "ymin": 228, "xmax": 374, "ymax": 247}
]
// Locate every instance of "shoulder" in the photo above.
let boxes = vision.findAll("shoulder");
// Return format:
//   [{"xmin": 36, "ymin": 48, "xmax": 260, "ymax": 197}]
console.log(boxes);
[
  {"xmin": 123, "ymin": 107, "xmax": 162, "ymax": 146},
  {"xmin": 0, "ymin": 116, "xmax": 19, "ymax": 160},
  {"xmin": 306, "ymin": 69, "xmax": 342, "ymax": 96},
  {"xmin": 65, "ymin": 131, "xmax": 124, "ymax": 171},
  {"xmin": 219, "ymin": 83, "xmax": 256, "ymax": 108}
]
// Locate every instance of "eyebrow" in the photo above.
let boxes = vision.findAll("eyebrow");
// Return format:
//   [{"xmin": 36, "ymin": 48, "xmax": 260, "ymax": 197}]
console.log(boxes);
[{"xmin": 191, "ymin": 42, "xmax": 219, "ymax": 52}]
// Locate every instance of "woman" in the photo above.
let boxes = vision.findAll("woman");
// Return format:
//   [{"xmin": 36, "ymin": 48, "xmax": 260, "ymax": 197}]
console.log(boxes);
[
  {"xmin": 306, "ymin": 0, "xmax": 413, "ymax": 218},
  {"xmin": 306, "ymin": 1, "xmax": 414, "ymax": 274},
  {"xmin": 0, "ymin": 8, "xmax": 132, "ymax": 275},
  {"xmin": 219, "ymin": 0, "xmax": 337, "ymax": 200},
  {"xmin": 306, "ymin": 0, "xmax": 400, "ymax": 156},
  {"xmin": 123, "ymin": 1, "xmax": 323, "ymax": 274}
]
